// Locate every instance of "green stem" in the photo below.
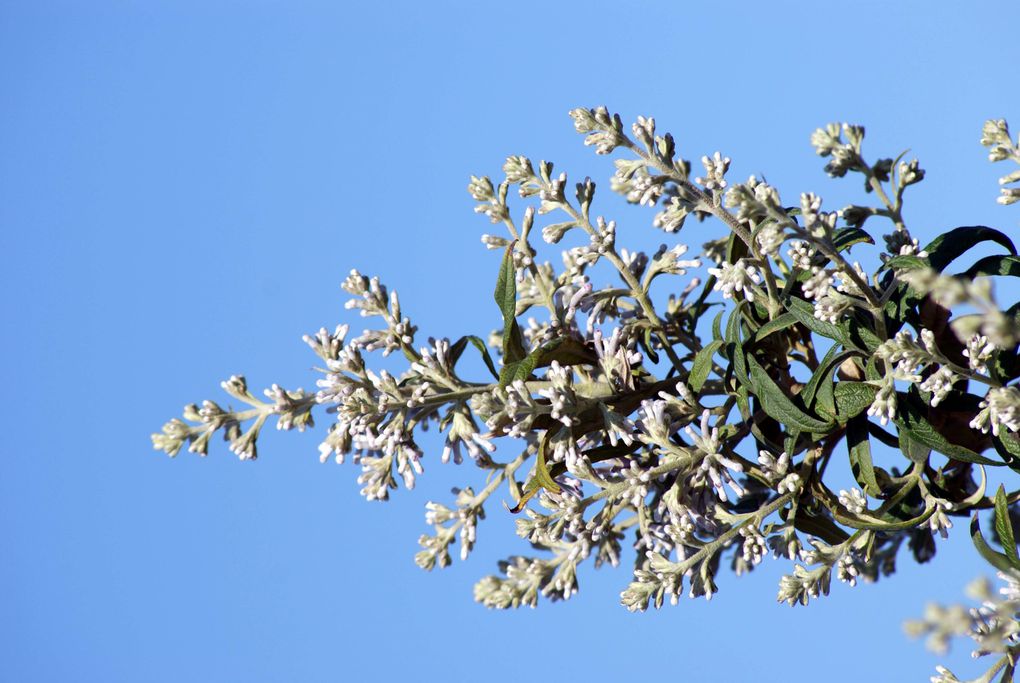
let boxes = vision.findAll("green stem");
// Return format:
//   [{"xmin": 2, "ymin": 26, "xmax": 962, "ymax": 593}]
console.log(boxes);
[{"xmin": 559, "ymin": 202, "xmax": 688, "ymax": 371}]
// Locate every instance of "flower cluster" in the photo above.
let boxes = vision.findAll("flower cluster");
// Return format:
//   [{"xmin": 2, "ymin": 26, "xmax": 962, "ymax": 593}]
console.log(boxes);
[{"xmin": 154, "ymin": 109, "xmax": 1020, "ymax": 682}]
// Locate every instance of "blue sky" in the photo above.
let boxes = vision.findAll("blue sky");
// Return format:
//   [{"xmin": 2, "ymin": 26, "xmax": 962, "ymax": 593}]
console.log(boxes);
[{"xmin": 2, "ymin": 2, "xmax": 1018, "ymax": 681}]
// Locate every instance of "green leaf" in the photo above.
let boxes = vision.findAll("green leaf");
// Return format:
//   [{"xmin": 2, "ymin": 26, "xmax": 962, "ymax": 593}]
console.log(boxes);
[
  {"xmin": 508, "ymin": 431, "xmax": 561, "ymax": 514},
  {"xmin": 840, "ymin": 316, "xmax": 882, "ymax": 353},
  {"xmin": 881, "ymin": 281, "xmax": 921, "ymax": 330},
  {"xmin": 689, "ymin": 340, "xmax": 723, "ymax": 393},
  {"xmin": 993, "ymin": 485, "xmax": 1020, "ymax": 568},
  {"xmin": 783, "ymin": 295, "xmax": 857, "ymax": 349},
  {"xmin": 787, "ymin": 508, "xmax": 850, "ymax": 545},
  {"xmin": 532, "ymin": 434, "xmax": 561, "ymax": 494},
  {"xmin": 923, "ymin": 225, "xmax": 1017, "ymax": 273},
  {"xmin": 725, "ymin": 230, "xmax": 748, "ymax": 264},
  {"xmin": 847, "ymin": 416, "xmax": 881, "ymax": 496},
  {"xmin": 711, "ymin": 309, "xmax": 725, "ymax": 342},
  {"xmin": 801, "ymin": 345, "xmax": 854, "ymax": 414},
  {"xmin": 897, "ymin": 428, "xmax": 930, "ymax": 465},
  {"xmin": 534, "ymin": 337, "xmax": 597, "ymax": 369},
  {"xmin": 746, "ymin": 355, "xmax": 834, "ymax": 433},
  {"xmin": 751, "ymin": 313, "xmax": 798, "ymax": 344},
  {"xmin": 993, "ymin": 432, "xmax": 1020, "ymax": 466},
  {"xmin": 692, "ymin": 275, "xmax": 719, "ymax": 325},
  {"xmin": 499, "ymin": 345, "xmax": 543, "ymax": 388},
  {"xmin": 962, "ymin": 254, "xmax": 1020, "ymax": 279},
  {"xmin": 882, "ymin": 254, "xmax": 929, "ymax": 272},
  {"xmin": 449, "ymin": 335, "xmax": 499, "ymax": 380},
  {"xmin": 495, "ymin": 244, "xmax": 528, "ymax": 363},
  {"xmin": 971, "ymin": 514, "xmax": 1018, "ymax": 573},
  {"xmin": 894, "ymin": 394, "xmax": 1002, "ymax": 465},
  {"xmin": 640, "ymin": 326, "xmax": 660, "ymax": 364},
  {"xmin": 782, "ymin": 429, "xmax": 800, "ymax": 460},
  {"xmin": 832, "ymin": 227, "xmax": 874, "ymax": 253},
  {"xmin": 725, "ymin": 302, "xmax": 750, "ymax": 387},
  {"xmin": 498, "ymin": 336, "xmax": 592, "ymax": 388},
  {"xmin": 814, "ymin": 371, "xmax": 836, "ymax": 422},
  {"xmin": 834, "ymin": 382, "xmax": 879, "ymax": 422},
  {"xmin": 735, "ymin": 385, "xmax": 751, "ymax": 421},
  {"xmin": 864, "ymin": 355, "xmax": 882, "ymax": 382}
]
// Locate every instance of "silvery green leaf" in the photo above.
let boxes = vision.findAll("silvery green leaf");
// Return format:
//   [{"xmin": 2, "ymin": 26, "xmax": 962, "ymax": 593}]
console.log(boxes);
[
  {"xmin": 993, "ymin": 485, "xmax": 1020, "ymax": 567},
  {"xmin": 494, "ymin": 244, "xmax": 528, "ymax": 364},
  {"xmin": 689, "ymin": 340, "xmax": 723, "ymax": 393},
  {"xmin": 971, "ymin": 513, "xmax": 1017, "ymax": 573},
  {"xmin": 922, "ymin": 225, "xmax": 1017, "ymax": 273}
]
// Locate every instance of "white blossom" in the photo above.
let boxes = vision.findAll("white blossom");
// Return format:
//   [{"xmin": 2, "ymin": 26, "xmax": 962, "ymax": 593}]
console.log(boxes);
[
  {"xmin": 868, "ymin": 379, "xmax": 897, "ymax": 425},
  {"xmin": 970, "ymin": 386, "xmax": 1020, "ymax": 436},
  {"xmin": 695, "ymin": 152, "xmax": 731, "ymax": 191},
  {"xmin": 963, "ymin": 334, "xmax": 996, "ymax": 375},
  {"xmin": 708, "ymin": 259, "xmax": 761, "ymax": 302},
  {"xmin": 838, "ymin": 487, "xmax": 867, "ymax": 515},
  {"xmin": 813, "ymin": 293, "xmax": 849, "ymax": 324},
  {"xmin": 787, "ymin": 240, "xmax": 815, "ymax": 270},
  {"xmin": 919, "ymin": 366, "xmax": 958, "ymax": 407},
  {"xmin": 802, "ymin": 268, "xmax": 834, "ymax": 301}
]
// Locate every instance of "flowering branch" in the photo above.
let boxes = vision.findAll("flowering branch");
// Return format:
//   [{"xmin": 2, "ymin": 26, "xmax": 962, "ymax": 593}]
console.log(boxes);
[{"xmin": 153, "ymin": 108, "xmax": 1020, "ymax": 681}]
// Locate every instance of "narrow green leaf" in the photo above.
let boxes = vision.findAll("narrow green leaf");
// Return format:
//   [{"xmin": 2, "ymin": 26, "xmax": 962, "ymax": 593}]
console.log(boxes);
[
  {"xmin": 508, "ymin": 430, "xmax": 561, "ymax": 514},
  {"xmin": 534, "ymin": 337, "xmax": 597, "ymax": 369},
  {"xmin": 498, "ymin": 336, "xmax": 589, "ymax": 388},
  {"xmin": 735, "ymin": 385, "xmax": 751, "ymax": 421},
  {"xmin": 993, "ymin": 432, "xmax": 1020, "ymax": 464},
  {"xmin": 689, "ymin": 340, "xmax": 723, "ymax": 393},
  {"xmin": 895, "ymin": 394, "xmax": 1003, "ymax": 465},
  {"xmin": 993, "ymin": 485, "xmax": 1020, "ymax": 567},
  {"xmin": 841, "ymin": 316, "xmax": 882, "ymax": 352},
  {"xmin": 882, "ymin": 254, "xmax": 928, "ymax": 272},
  {"xmin": 971, "ymin": 514, "xmax": 1018, "ymax": 573},
  {"xmin": 449, "ymin": 335, "xmax": 499, "ymax": 380},
  {"xmin": 711, "ymin": 309, "xmax": 725, "ymax": 342},
  {"xmin": 751, "ymin": 313, "xmax": 798, "ymax": 344},
  {"xmin": 864, "ymin": 355, "xmax": 882, "ymax": 382},
  {"xmin": 495, "ymin": 244, "xmax": 528, "ymax": 363},
  {"xmin": 725, "ymin": 302, "xmax": 750, "ymax": 387},
  {"xmin": 832, "ymin": 227, "xmax": 874, "ymax": 253},
  {"xmin": 801, "ymin": 345, "xmax": 853, "ymax": 413},
  {"xmin": 882, "ymin": 281, "xmax": 921, "ymax": 330},
  {"xmin": 898, "ymin": 428, "xmax": 930, "ymax": 465},
  {"xmin": 532, "ymin": 432, "xmax": 561, "ymax": 494},
  {"xmin": 923, "ymin": 225, "xmax": 1017, "ymax": 273},
  {"xmin": 962, "ymin": 254, "xmax": 1020, "ymax": 279},
  {"xmin": 847, "ymin": 416, "xmax": 881, "ymax": 496},
  {"xmin": 834, "ymin": 381, "xmax": 879, "ymax": 422},
  {"xmin": 788, "ymin": 508, "xmax": 851, "ymax": 545},
  {"xmin": 783, "ymin": 429, "xmax": 800, "ymax": 460},
  {"xmin": 784, "ymin": 295, "xmax": 856, "ymax": 348},
  {"xmin": 725, "ymin": 230, "xmax": 748, "ymax": 264},
  {"xmin": 499, "ymin": 349, "xmax": 542, "ymax": 388},
  {"xmin": 746, "ymin": 355, "xmax": 834, "ymax": 432},
  {"xmin": 641, "ymin": 327, "xmax": 660, "ymax": 364},
  {"xmin": 814, "ymin": 371, "xmax": 836, "ymax": 422}
]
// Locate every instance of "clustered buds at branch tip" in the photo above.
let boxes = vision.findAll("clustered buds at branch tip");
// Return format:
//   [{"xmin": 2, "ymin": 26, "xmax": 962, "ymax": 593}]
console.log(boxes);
[{"xmin": 153, "ymin": 108, "xmax": 1020, "ymax": 683}]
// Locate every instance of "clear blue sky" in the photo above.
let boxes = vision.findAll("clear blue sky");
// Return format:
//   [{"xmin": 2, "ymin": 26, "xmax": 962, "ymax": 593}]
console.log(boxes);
[{"xmin": 2, "ymin": 2, "xmax": 1018, "ymax": 681}]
